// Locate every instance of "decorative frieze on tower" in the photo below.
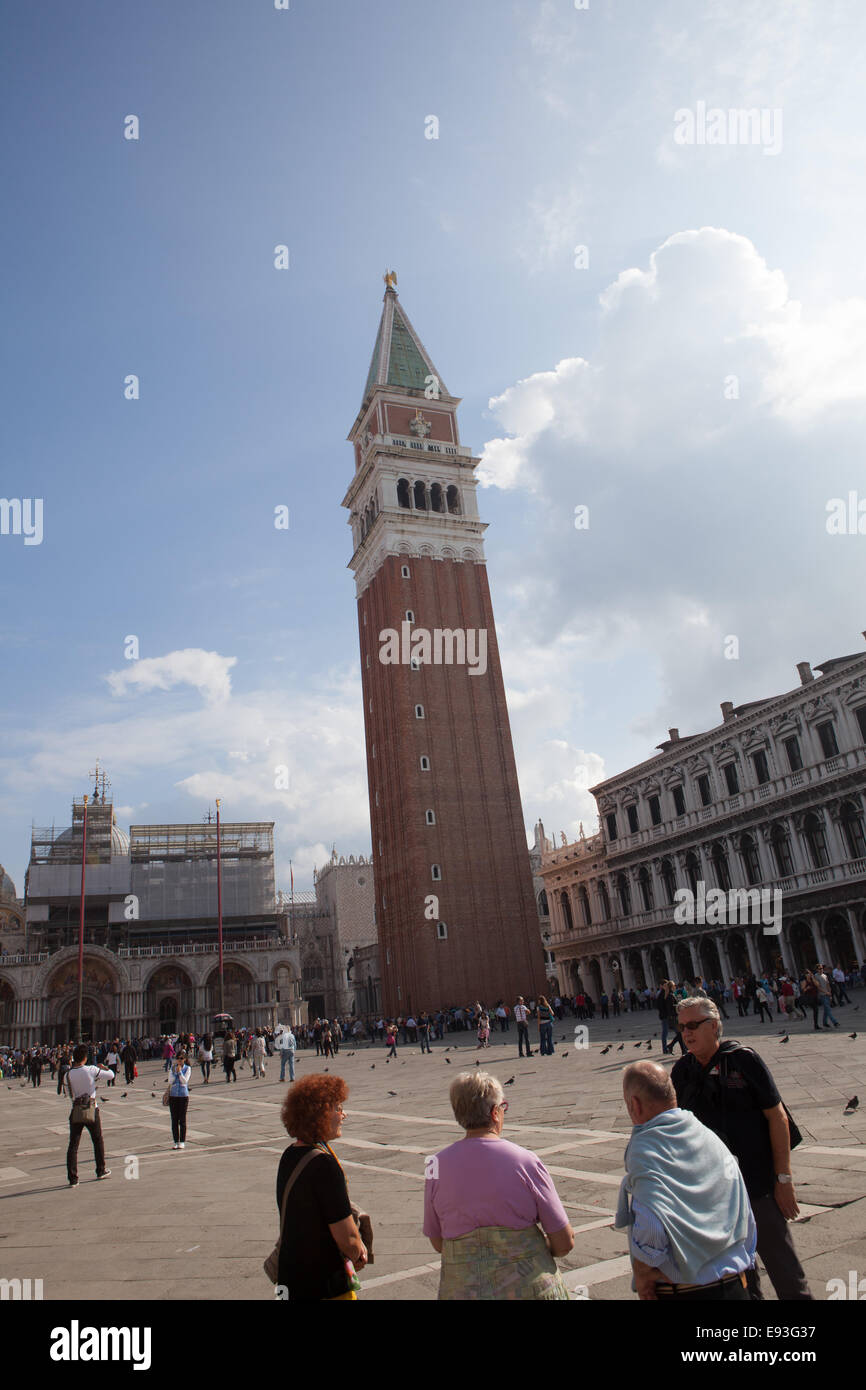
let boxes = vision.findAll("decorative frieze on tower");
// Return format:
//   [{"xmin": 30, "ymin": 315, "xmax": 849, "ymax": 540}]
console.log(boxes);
[{"xmin": 343, "ymin": 275, "xmax": 545, "ymax": 1014}]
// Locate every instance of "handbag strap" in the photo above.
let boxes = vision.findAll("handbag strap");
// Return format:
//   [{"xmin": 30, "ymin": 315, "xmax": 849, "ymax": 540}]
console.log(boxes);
[{"xmin": 276, "ymin": 1148, "xmax": 323, "ymax": 1244}]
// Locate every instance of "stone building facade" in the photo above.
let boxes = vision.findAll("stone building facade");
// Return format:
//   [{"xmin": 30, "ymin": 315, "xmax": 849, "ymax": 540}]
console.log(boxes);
[
  {"xmin": 541, "ymin": 645, "xmax": 866, "ymax": 1000},
  {"xmin": 0, "ymin": 789, "xmax": 303, "ymax": 1047},
  {"xmin": 285, "ymin": 851, "xmax": 377, "ymax": 1020}
]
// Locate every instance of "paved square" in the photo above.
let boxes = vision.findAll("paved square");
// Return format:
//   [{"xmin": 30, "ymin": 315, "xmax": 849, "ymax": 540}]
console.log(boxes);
[{"xmin": 1, "ymin": 1002, "xmax": 864, "ymax": 1301}]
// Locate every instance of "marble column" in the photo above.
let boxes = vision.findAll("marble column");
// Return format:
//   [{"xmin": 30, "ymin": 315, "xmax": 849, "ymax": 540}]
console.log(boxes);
[{"xmin": 688, "ymin": 939, "xmax": 702, "ymax": 979}]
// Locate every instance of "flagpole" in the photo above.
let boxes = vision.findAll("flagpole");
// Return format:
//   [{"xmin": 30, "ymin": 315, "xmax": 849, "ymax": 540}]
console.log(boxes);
[
  {"xmin": 77, "ymin": 795, "xmax": 88, "ymax": 1044},
  {"xmin": 216, "ymin": 798, "xmax": 224, "ymax": 1017}
]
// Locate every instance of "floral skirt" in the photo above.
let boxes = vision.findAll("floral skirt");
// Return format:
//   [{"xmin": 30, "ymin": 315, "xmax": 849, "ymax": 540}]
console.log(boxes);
[{"xmin": 438, "ymin": 1225, "xmax": 570, "ymax": 1301}]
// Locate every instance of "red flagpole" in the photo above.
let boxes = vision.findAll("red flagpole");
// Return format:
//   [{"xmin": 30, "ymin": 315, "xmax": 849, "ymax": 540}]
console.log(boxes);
[
  {"xmin": 76, "ymin": 794, "xmax": 88, "ymax": 1043},
  {"xmin": 216, "ymin": 798, "xmax": 224, "ymax": 1016}
]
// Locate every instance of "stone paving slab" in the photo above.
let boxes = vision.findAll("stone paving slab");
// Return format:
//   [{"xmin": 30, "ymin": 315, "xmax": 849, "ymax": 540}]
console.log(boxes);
[{"xmin": 0, "ymin": 997, "xmax": 864, "ymax": 1301}]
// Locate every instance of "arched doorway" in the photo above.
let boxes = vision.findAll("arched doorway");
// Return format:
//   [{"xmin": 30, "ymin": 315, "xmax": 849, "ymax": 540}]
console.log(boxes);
[
  {"xmin": 823, "ymin": 913, "xmax": 856, "ymax": 970},
  {"xmin": 0, "ymin": 978, "xmax": 15, "ymax": 1031},
  {"xmin": 46, "ymin": 955, "xmax": 119, "ymax": 1042},
  {"xmin": 726, "ymin": 932, "xmax": 751, "ymax": 977},
  {"xmin": 144, "ymin": 964, "xmax": 195, "ymax": 1035},
  {"xmin": 585, "ymin": 958, "xmax": 603, "ymax": 1001},
  {"xmin": 699, "ymin": 937, "xmax": 721, "ymax": 981},
  {"xmin": 649, "ymin": 946, "xmax": 667, "ymax": 986},
  {"xmin": 789, "ymin": 920, "xmax": 817, "ymax": 976},
  {"xmin": 673, "ymin": 942, "xmax": 693, "ymax": 983},
  {"xmin": 206, "ymin": 961, "xmax": 256, "ymax": 1025}
]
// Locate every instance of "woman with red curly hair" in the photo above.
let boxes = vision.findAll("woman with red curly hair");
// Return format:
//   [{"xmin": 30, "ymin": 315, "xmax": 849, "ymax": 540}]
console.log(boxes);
[{"xmin": 275, "ymin": 1073, "xmax": 367, "ymax": 1301}]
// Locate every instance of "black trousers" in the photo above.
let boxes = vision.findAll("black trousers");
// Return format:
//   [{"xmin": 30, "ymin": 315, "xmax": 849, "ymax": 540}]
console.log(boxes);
[
  {"xmin": 517, "ymin": 1023, "xmax": 531, "ymax": 1056},
  {"xmin": 124, "ymin": 1061, "xmax": 135, "ymax": 1083},
  {"xmin": 67, "ymin": 1111, "xmax": 107, "ymax": 1180},
  {"xmin": 747, "ymin": 1192, "xmax": 813, "ymax": 1300},
  {"xmin": 169, "ymin": 1096, "xmax": 189, "ymax": 1143}
]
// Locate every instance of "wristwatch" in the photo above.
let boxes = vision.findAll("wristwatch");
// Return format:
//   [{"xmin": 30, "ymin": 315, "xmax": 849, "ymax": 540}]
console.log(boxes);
[{"xmin": 776, "ymin": 1173, "xmax": 793, "ymax": 1184}]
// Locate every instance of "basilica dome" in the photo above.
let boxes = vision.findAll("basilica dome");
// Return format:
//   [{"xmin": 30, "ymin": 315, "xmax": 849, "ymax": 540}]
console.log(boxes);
[{"xmin": 0, "ymin": 865, "xmax": 17, "ymax": 901}]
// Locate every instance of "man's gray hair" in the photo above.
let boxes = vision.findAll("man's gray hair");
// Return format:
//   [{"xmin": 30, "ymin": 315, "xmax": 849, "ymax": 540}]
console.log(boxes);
[
  {"xmin": 449, "ymin": 1071, "xmax": 505, "ymax": 1130},
  {"xmin": 676, "ymin": 993, "xmax": 723, "ymax": 1040}
]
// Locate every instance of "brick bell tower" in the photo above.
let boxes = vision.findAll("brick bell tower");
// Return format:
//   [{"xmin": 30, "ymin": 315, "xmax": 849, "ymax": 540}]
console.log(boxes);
[{"xmin": 343, "ymin": 273, "xmax": 546, "ymax": 1015}]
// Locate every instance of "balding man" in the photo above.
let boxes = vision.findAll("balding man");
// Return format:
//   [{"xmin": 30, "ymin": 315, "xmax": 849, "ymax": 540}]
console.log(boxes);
[{"xmin": 616, "ymin": 1061, "xmax": 756, "ymax": 1301}]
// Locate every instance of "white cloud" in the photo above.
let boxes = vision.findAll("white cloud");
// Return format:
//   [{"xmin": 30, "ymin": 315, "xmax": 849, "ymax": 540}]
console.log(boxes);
[
  {"xmin": 105, "ymin": 649, "xmax": 237, "ymax": 706},
  {"xmin": 481, "ymin": 226, "xmax": 866, "ymax": 797}
]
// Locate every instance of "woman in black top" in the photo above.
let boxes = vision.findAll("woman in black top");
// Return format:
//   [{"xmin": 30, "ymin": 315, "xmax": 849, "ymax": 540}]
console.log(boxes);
[{"xmin": 276, "ymin": 1074, "xmax": 367, "ymax": 1301}]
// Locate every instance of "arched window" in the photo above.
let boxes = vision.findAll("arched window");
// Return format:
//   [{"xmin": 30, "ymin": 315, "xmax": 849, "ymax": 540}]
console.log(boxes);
[
  {"xmin": 431, "ymin": 482, "xmax": 444, "ymax": 513},
  {"xmin": 425, "ymin": 809, "xmax": 436, "ymax": 825},
  {"xmin": 598, "ymin": 881, "xmax": 611, "ymax": 920},
  {"xmin": 804, "ymin": 812, "xmax": 830, "ymax": 869},
  {"xmin": 616, "ymin": 873, "xmax": 632, "ymax": 916},
  {"xmin": 578, "ymin": 884, "xmax": 592, "ymax": 926},
  {"xmin": 770, "ymin": 824, "xmax": 794, "ymax": 877},
  {"xmin": 420, "ymin": 756, "xmax": 430, "ymax": 771},
  {"xmin": 537, "ymin": 889, "xmax": 549, "ymax": 917},
  {"xmin": 415, "ymin": 705, "xmax": 425, "ymax": 719},
  {"xmin": 405, "ymin": 610, "xmax": 415, "ymax": 622},
  {"xmin": 560, "ymin": 891, "xmax": 574, "ymax": 931},
  {"xmin": 638, "ymin": 866, "xmax": 653, "ymax": 911},
  {"xmin": 446, "ymin": 484, "xmax": 461, "ymax": 514},
  {"xmin": 436, "ymin": 922, "xmax": 448, "ymax": 939},
  {"xmin": 739, "ymin": 833, "xmax": 762, "ymax": 886},
  {"xmin": 841, "ymin": 801, "xmax": 866, "ymax": 859},
  {"xmin": 401, "ymin": 564, "xmax": 411, "ymax": 578},
  {"xmin": 431, "ymin": 864, "xmax": 441, "ymax": 881},
  {"xmin": 711, "ymin": 842, "xmax": 731, "ymax": 892},
  {"xmin": 413, "ymin": 480, "xmax": 428, "ymax": 510},
  {"xmin": 660, "ymin": 858, "xmax": 677, "ymax": 904},
  {"xmin": 397, "ymin": 478, "xmax": 411, "ymax": 509}
]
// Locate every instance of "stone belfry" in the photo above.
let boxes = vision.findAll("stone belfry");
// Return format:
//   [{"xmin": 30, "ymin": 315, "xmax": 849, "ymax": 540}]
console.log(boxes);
[{"xmin": 343, "ymin": 274, "xmax": 545, "ymax": 1014}]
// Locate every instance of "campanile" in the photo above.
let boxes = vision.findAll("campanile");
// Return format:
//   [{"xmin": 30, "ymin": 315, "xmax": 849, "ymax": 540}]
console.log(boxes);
[{"xmin": 343, "ymin": 274, "xmax": 546, "ymax": 1014}]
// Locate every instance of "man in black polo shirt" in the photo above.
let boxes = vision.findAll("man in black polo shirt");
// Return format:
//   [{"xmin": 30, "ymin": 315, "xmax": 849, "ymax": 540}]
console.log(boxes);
[{"xmin": 671, "ymin": 995, "xmax": 812, "ymax": 1301}]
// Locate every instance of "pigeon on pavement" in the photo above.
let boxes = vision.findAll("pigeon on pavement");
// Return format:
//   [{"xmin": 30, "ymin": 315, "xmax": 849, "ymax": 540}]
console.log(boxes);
[
  {"xmin": 388, "ymin": 1091, "xmax": 397, "ymax": 1097},
  {"xmin": 617, "ymin": 1044, "xmax": 625, "ymax": 1051},
  {"xmin": 600, "ymin": 1046, "xmax": 611, "ymax": 1055},
  {"xmin": 849, "ymin": 1033, "xmax": 858, "ymax": 1040},
  {"xmin": 844, "ymin": 1096, "xmax": 859, "ymax": 1111},
  {"xmin": 780, "ymin": 1036, "xmax": 790, "ymax": 1044},
  {"xmin": 445, "ymin": 1058, "xmax": 451, "ymax": 1064},
  {"xmin": 504, "ymin": 1076, "xmax": 515, "ymax": 1085}
]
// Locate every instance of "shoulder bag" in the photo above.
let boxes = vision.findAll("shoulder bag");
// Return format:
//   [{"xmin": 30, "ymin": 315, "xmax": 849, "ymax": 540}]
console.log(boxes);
[
  {"xmin": 264, "ymin": 1149, "xmax": 322, "ymax": 1283},
  {"xmin": 67, "ymin": 1074, "xmax": 97, "ymax": 1126}
]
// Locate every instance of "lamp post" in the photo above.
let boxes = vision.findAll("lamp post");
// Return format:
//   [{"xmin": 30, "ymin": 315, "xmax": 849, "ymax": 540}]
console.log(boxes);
[
  {"xmin": 216, "ymin": 798, "xmax": 224, "ymax": 1017},
  {"xmin": 77, "ymin": 795, "xmax": 88, "ymax": 1044}
]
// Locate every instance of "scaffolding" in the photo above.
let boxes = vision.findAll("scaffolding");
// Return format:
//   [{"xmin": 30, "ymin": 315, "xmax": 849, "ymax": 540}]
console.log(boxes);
[
  {"xmin": 129, "ymin": 822, "xmax": 275, "ymax": 922},
  {"xmin": 29, "ymin": 799, "xmax": 117, "ymax": 867}
]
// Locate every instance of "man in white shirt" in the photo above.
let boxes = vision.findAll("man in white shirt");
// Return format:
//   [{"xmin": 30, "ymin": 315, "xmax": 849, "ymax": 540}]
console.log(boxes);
[
  {"xmin": 514, "ymin": 996, "xmax": 532, "ymax": 1058},
  {"xmin": 831, "ymin": 965, "xmax": 851, "ymax": 1005},
  {"xmin": 65, "ymin": 1044, "xmax": 114, "ymax": 1186},
  {"xmin": 277, "ymin": 1026, "xmax": 296, "ymax": 1083}
]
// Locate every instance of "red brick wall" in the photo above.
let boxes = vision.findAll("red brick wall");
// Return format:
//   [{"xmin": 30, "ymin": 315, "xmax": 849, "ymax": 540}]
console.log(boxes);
[{"xmin": 358, "ymin": 554, "xmax": 547, "ymax": 1014}]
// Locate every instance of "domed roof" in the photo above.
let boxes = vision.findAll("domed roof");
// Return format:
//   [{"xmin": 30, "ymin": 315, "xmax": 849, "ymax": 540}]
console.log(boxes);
[
  {"xmin": 50, "ymin": 823, "xmax": 130, "ymax": 858},
  {"xmin": 0, "ymin": 865, "xmax": 17, "ymax": 901}
]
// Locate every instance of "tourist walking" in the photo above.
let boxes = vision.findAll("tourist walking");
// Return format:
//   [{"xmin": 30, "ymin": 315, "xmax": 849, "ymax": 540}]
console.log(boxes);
[
  {"xmin": 274, "ymin": 1074, "xmax": 369, "ymax": 1300},
  {"xmin": 617, "ymin": 1062, "xmax": 755, "ymax": 1300},
  {"xmin": 121, "ymin": 1039, "xmax": 137, "ymax": 1084},
  {"xmin": 514, "ymin": 996, "xmax": 532, "ymax": 1057},
  {"xmin": 672, "ymin": 996, "xmax": 812, "ymax": 1300},
  {"xmin": 252, "ymin": 1029, "xmax": 267, "ymax": 1078},
  {"xmin": 65, "ymin": 1044, "xmax": 113, "ymax": 1185},
  {"xmin": 476, "ymin": 1011, "xmax": 490, "ymax": 1049},
  {"xmin": 754, "ymin": 983, "xmax": 772, "ymax": 1024},
  {"xmin": 277, "ymin": 1025, "xmax": 297, "ymax": 1082},
  {"xmin": 536, "ymin": 996, "xmax": 556, "ymax": 1055},
  {"xmin": 198, "ymin": 1034, "xmax": 213, "ymax": 1084},
  {"xmin": 166, "ymin": 1049, "xmax": 192, "ymax": 1149},
  {"xmin": 386, "ymin": 1023, "xmax": 398, "ymax": 1058},
  {"xmin": 223, "ymin": 1030, "xmax": 238, "ymax": 1082},
  {"xmin": 814, "ymin": 965, "xmax": 840, "ymax": 1029},
  {"xmin": 423, "ymin": 1071, "xmax": 573, "ymax": 1299}
]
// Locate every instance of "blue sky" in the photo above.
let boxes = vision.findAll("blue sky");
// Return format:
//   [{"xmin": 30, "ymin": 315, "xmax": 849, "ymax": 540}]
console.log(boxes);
[{"xmin": 2, "ymin": 1, "xmax": 866, "ymax": 894}]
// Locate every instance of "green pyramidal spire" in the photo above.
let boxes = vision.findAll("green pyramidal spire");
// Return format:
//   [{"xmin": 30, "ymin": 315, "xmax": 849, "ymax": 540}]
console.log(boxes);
[{"xmin": 362, "ymin": 275, "xmax": 448, "ymax": 406}]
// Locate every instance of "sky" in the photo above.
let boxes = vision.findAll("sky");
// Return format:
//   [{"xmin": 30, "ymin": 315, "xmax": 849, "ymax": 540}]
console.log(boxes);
[{"xmin": 2, "ymin": 0, "xmax": 865, "ymax": 896}]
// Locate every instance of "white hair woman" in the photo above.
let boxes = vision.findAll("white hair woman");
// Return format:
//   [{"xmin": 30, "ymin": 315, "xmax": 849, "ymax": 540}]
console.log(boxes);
[{"xmin": 423, "ymin": 1071, "xmax": 574, "ymax": 1300}]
